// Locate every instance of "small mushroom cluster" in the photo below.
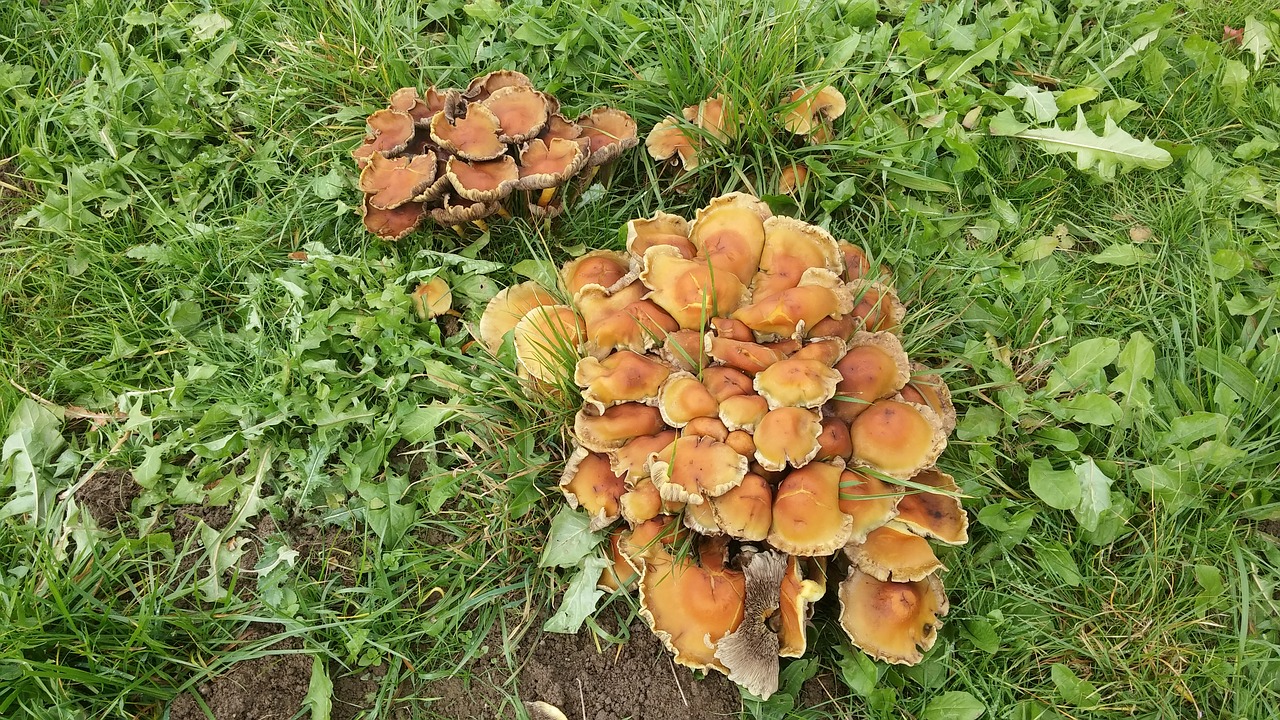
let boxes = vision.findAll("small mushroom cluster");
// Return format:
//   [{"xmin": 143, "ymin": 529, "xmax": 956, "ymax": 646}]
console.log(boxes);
[
  {"xmin": 479, "ymin": 193, "xmax": 966, "ymax": 699},
  {"xmin": 351, "ymin": 71, "xmax": 639, "ymax": 240},
  {"xmin": 647, "ymin": 86, "xmax": 846, "ymax": 194}
]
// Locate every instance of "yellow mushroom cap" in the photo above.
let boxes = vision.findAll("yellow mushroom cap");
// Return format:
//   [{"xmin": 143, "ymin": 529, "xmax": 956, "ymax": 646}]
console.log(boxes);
[
  {"xmin": 900, "ymin": 365, "xmax": 957, "ymax": 435},
  {"xmin": 359, "ymin": 152, "xmax": 438, "ymax": 210},
  {"xmin": 658, "ymin": 372, "xmax": 721, "ymax": 427},
  {"xmin": 597, "ymin": 527, "xmax": 638, "ymax": 592},
  {"xmin": 477, "ymin": 281, "xmax": 556, "ymax": 354},
  {"xmin": 611, "ymin": 430, "xmax": 679, "ymax": 486},
  {"xmin": 752, "ymin": 407, "xmax": 823, "ymax": 472},
  {"xmin": 646, "ymin": 117, "xmax": 701, "ymax": 171},
  {"xmin": 710, "ymin": 317, "xmax": 755, "ymax": 342},
  {"xmin": 705, "ymin": 336, "xmax": 790, "ymax": 376},
  {"xmin": 843, "ymin": 524, "xmax": 944, "ymax": 582},
  {"xmin": 838, "ymin": 570, "xmax": 948, "ymax": 666},
  {"xmin": 850, "ymin": 280, "xmax": 906, "ymax": 334},
  {"xmin": 816, "ymin": 416, "xmax": 853, "ymax": 462},
  {"xmin": 574, "ymin": 350, "xmax": 671, "ymax": 412},
  {"xmin": 626, "ymin": 211, "xmax": 696, "ymax": 264},
  {"xmin": 682, "ymin": 416, "xmax": 730, "ymax": 443},
  {"xmin": 838, "ymin": 469, "xmax": 902, "ymax": 543},
  {"xmin": 753, "ymin": 358, "xmax": 843, "ymax": 410},
  {"xmin": 781, "ymin": 85, "xmax": 847, "ymax": 138},
  {"xmin": 481, "ymin": 85, "xmax": 550, "ymax": 143},
  {"xmin": 619, "ymin": 475, "xmax": 668, "ymax": 526},
  {"xmin": 638, "ymin": 545, "xmax": 745, "ymax": 673},
  {"xmin": 659, "ymin": 329, "xmax": 706, "ymax": 372},
  {"xmin": 688, "ymin": 193, "xmax": 771, "ymax": 285},
  {"xmin": 649, "ymin": 435, "xmax": 749, "ymax": 505},
  {"xmin": 707, "ymin": 472, "xmax": 773, "ymax": 541},
  {"xmin": 848, "ymin": 399, "xmax": 947, "ymax": 480},
  {"xmin": 777, "ymin": 163, "xmax": 809, "ymax": 195},
  {"xmin": 512, "ymin": 304, "xmax": 583, "ymax": 382},
  {"xmin": 576, "ymin": 282, "xmax": 680, "ymax": 358},
  {"xmin": 639, "ymin": 245, "xmax": 748, "ymax": 330},
  {"xmin": 751, "ymin": 216, "xmax": 842, "ymax": 300},
  {"xmin": 573, "ymin": 402, "xmax": 667, "ymax": 453},
  {"xmin": 789, "ymin": 337, "xmax": 847, "ymax": 366},
  {"xmin": 724, "ymin": 429, "xmax": 756, "ymax": 458},
  {"xmin": 560, "ymin": 446, "xmax": 627, "ymax": 531},
  {"xmin": 718, "ymin": 394, "xmax": 771, "ymax": 433},
  {"xmin": 702, "ymin": 366, "xmax": 754, "ymax": 401},
  {"xmin": 429, "ymin": 104, "xmax": 507, "ymax": 161},
  {"xmin": 894, "ymin": 468, "xmax": 969, "ymax": 545},
  {"xmin": 682, "ymin": 93, "xmax": 739, "ymax": 142},
  {"xmin": 767, "ymin": 460, "xmax": 854, "ymax": 556},
  {"xmin": 731, "ymin": 268, "xmax": 853, "ymax": 339},
  {"xmin": 828, "ymin": 331, "xmax": 911, "ymax": 422},
  {"xmin": 411, "ymin": 277, "xmax": 452, "ymax": 320},
  {"xmin": 561, "ymin": 250, "xmax": 631, "ymax": 296}
]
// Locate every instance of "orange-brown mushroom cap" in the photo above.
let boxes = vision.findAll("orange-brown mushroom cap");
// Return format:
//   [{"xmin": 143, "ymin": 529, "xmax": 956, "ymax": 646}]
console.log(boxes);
[
  {"xmin": 778, "ymin": 555, "xmax": 825, "ymax": 657},
  {"xmin": 702, "ymin": 366, "xmax": 754, "ymax": 401},
  {"xmin": 578, "ymin": 107, "xmax": 639, "ymax": 166},
  {"xmin": 660, "ymin": 329, "xmax": 706, "ymax": 372},
  {"xmin": 658, "ymin": 372, "xmax": 720, "ymax": 428},
  {"xmin": 445, "ymin": 155, "xmax": 519, "ymax": 202},
  {"xmin": 828, "ymin": 332, "xmax": 911, "ymax": 422},
  {"xmin": 900, "ymin": 366, "xmax": 957, "ymax": 435},
  {"xmin": 894, "ymin": 468, "xmax": 968, "ymax": 545},
  {"xmin": 575, "ymin": 350, "xmax": 671, "ymax": 412},
  {"xmin": 682, "ymin": 416, "xmax": 729, "ymax": 443},
  {"xmin": 639, "ymin": 546, "xmax": 745, "ymax": 673},
  {"xmin": 598, "ymin": 527, "xmax": 639, "ymax": 592},
  {"xmin": 626, "ymin": 211, "xmax": 696, "ymax": 264},
  {"xmin": 611, "ymin": 430, "xmax": 679, "ymax": 486},
  {"xmin": 411, "ymin": 277, "xmax": 452, "ymax": 320},
  {"xmin": 561, "ymin": 250, "xmax": 631, "ymax": 296},
  {"xmin": 360, "ymin": 152, "xmax": 438, "ymax": 209},
  {"xmin": 718, "ymin": 394, "xmax": 770, "ymax": 433},
  {"xmin": 646, "ymin": 117, "xmax": 701, "ymax": 171},
  {"xmin": 689, "ymin": 193, "xmax": 771, "ymax": 285},
  {"xmin": 707, "ymin": 472, "xmax": 772, "ymax": 541},
  {"xmin": 389, "ymin": 87, "xmax": 439, "ymax": 126},
  {"xmin": 843, "ymin": 524, "xmax": 943, "ymax": 582},
  {"xmin": 817, "ymin": 416, "xmax": 853, "ymax": 461},
  {"xmin": 838, "ymin": 469, "xmax": 902, "ymax": 543},
  {"xmin": 574, "ymin": 402, "xmax": 667, "ymax": 453},
  {"xmin": 751, "ymin": 216, "xmax": 843, "ymax": 301},
  {"xmin": 850, "ymin": 280, "xmax": 906, "ymax": 334},
  {"xmin": 482, "ymin": 85, "xmax": 550, "ymax": 143},
  {"xmin": 512, "ymin": 304, "xmax": 583, "ymax": 382},
  {"xmin": 560, "ymin": 446, "xmax": 627, "ymax": 531},
  {"xmin": 363, "ymin": 109, "xmax": 417, "ymax": 157},
  {"xmin": 732, "ymin": 269, "xmax": 853, "ymax": 339},
  {"xmin": 539, "ymin": 113, "xmax": 583, "ymax": 143},
  {"xmin": 777, "ymin": 163, "xmax": 809, "ymax": 195},
  {"xmin": 754, "ymin": 358, "xmax": 843, "ymax": 410},
  {"xmin": 464, "ymin": 69, "xmax": 533, "ymax": 101},
  {"xmin": 683, "ymin": 93, "xmax": 739, "ymax": 142},
  {"xmin": 361, "ymin": 197, "xmax": 425, "ymax": 240},
  {"xmin": 640, "ymin": 245, "xmax": 748, "ymax": 330},
  {"xmin": 576, "ymin": 282, "xmax": 680, "ymax": 358},
  {"xmin": 767, "ymin": 460, "xmax": 854, "ymax": 556},
  {"xmin": 517, "ymin": 137, "xmax": 589, "ymax": 191},
  {"xmin": 838, "ymin": 570, "xmax": 948, "ymax": 665},
  {"xmin": 429, "ymin": 104, "xmax": 507, "ymax": 161},
  {"xmin": 705, "ymin": 336, "xmax": 789, "ymax": 376},
  {"xmin": 477, "ymin": 281, "xmax": 557, "ymax": 353},
  {"xmin": 781, "ymin": 85, "xmax": 847, "ymax": 140},
  {"xmin": 428, "ymin": 194, "xmax": 501, "ymax": 226},
  {"xmin": 753, "ymin": 407, "xmax": 823, "ymax": 472},
  {"xmin": 649, "ymin": 435, "xmax": 749, "ymax": 505},
  {"xmin": 848, "ymin": 399, "xmax": 947, "ymax": 480}
]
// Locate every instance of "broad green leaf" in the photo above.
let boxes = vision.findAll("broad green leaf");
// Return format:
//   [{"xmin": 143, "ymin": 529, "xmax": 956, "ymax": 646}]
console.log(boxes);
[
  {"xmin": 303, "ymin": 656, "xmax": 333, "ymax": 720},
  {"xmin": 1071, "ymin": 457, "xmax": 1113, "ymax": 532},
  {"xmin": 1234, "ymin": 135, "xmax": 1279, "ymax": 161},
  {"xmin": 1060, "ymin": 393, "xmax": 1122, "ymax": 426},
  {"xmin": 543, "ymin": 557, "xmax": 609, "ymax": 633},
  {"xmin": 1210, "ymin": 249, "xmax": 1247, "ymax": 279},
  {"xmin": 399, "ymin": 405, "xmax": 453, "ymax": 444},
  {"xmin": 836, "ymin": 645, "xmax": 880, "ymax": 696},
  {"xmin": 1134, "ymin": 464, "xmax": 1195, "ymax": 511},
  {"xmin": 1243, "ymin": 17, "xmax": 1274, "ymax": 71},
  {"xmin": 1051, "ymin": 664, "xmax": 1100, "ymax": 708},
  {"xmin": 1163, "ymin": 412, "xmax": 1228, "ymax": 446},
  {"xmin": 988, "ymin": 109, "xmax": 1029, "ymax": 136},
  {"xmin": 1028, "ymin": 459, "xmax": 1080, "ymax": 510},
  {"xmin": 920, "ymin": 690, "xmax": 986, "ymax": 720},
  {"xmin": 928, "ymin": 14, "xmax": 1029, "ymax": 86},
  {"xmin": 1036, "ymin": 540, "xmax": 1082, "ymax": 586},
  {"xmin": 188, "ymin": 12, "xmax": 232, "ymax": 41},
  {"xmin": 539, "ymin": 507, "xmax": 604, "ymax": 568},
  {"xmin": 1089, "ymin": 243, "xmax": 1152, "ymax": 266},
  {"xmin": 1056, "ymin": 87, "xmax": 1099, "ymax": 112},
  {"xmin": 1, "ymin": 400, "xmax": 65, "ymax": 523},
  {"xmin": 956, "ymin": 406, "xmax": 1002, "ymax": 440},
  {"xmin": 1116, "ymin": 332, "xmax": 1156, "ymax": 379},
  {"xmin": 1006, "ymin": 84, "xmax": 1058, "ymax": 123},
  {"xmin": 1013, "ymin": 110, "xmax": 1172, "ymax": 181},
  {"xmin": 1093, "ymin": 30, "xmax": 1161, "ymax": 83},
  {"xmin": 1044, "ymin": 337, "xmax": 1120, "ymax": 395},
  {"xmin": 961, "ymin": 619, "xmax": 1000, "ymax": 653},
  {"xmin": 1194, "ymin": 347, "xmax": 1259, "ymax": 402}
]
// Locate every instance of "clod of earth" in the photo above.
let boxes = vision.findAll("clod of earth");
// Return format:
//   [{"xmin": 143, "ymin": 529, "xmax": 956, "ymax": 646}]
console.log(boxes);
[{"xmin": 476, "ymin": 192, "xmax": 968, "ymax": 699}]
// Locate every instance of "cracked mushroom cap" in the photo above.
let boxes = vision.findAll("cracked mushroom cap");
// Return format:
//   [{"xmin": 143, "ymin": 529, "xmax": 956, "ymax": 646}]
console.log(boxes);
[
  {"xmin": 689, "ymin": 193, "xmax": 771, "ymax": 285},
  {"xmin": 660, "ymin": 329, "xmax": 706, "ymax": 372},
  {"xmin": 649, "ymin": 435, "xmax": 749, "ymax": 505},
  {"xmin": 899, "ymin": 366, "xmax": 957, "ymax": 435},
  {"xmin": 849, "ymin": 399, "xmax": 947, "ymax": 480},
  {"xmin": 560, "ymin": 446, "xmax": 627, "ymax": 531},
  {"xmin": 361, "ymin": 197, "xmax": 425, "ymax": 240},
  {"xmin": 850, "ymin": 280, "xmax": 906, "ymax": 334},
  {"xmin": 361, "ymin": 109, "xmax": 417, "ymax": 158},
  {"xmin": 612, "ymin": 430, "xmax": 679, "ymax": 486},
  {"xmin": 829, "ymin": 332, "xmax": 911, "ymax": 423},
  {"xmin": 779, "ymin": 555, "xmax": 825, "ymax": 657},
  {"xmin": 754, "ymin": 358, "xmax": 843, "ymax": 410},
  {"xmin": 429, "ymin": 104, "xmax": 507, "ymax": 161},
  {"xmin": 561, "ymin": 250, "xmax": 631, "ymax": 297},
  {"xmin": 464, "ymin": 69, "xmax": 533, "ymax": 100},
  {"xmin": 574, "ymin": 402, "xmax": 667, "ymax": 453},
  {"xmin": 781, "ymin": 85, "xmax": 847, "ymax": 139},
  {"xmin": 816, "ymin": 416, "xmax": 853, "ymax": 461},
  {"xmin": 626, "ymin": 211, "xmax": 696, "ymax": 262},
  {"xmin": 575, "ymin": 351, "xmax": 671, "ymax": 412},
  {"xmin": 640, "ymin": 245, "xmax": 748, "ymax": 330},
  {"xmin": 751, "ymin": 216, "xmax": 843, "ymax": 301},
  {"xmin": 639, "ymin": 543, "xmax": 745, "ymax": 673},
  {"xmin": 732, "ymin": 268, "xmax": 854, "ymax": 339},
  {"xmin": 445, "ymin": 155, "xmax": 519, "ymax": 202},
  {"xmin": 576, "ymin": 282, "xmax": 680, "ymax": 358},
  {"xmin": 360, "ymin": 152, "xmax": 438, "ymax": 209},
  {"xmin": 838, "ymin": 570, "xmax": 948, "ymax": 665},
  {"xmin": 517, "ymin": 137, "xmax": 589, "ymax": 191},
  {"xmin": 718, "ymin": 394, "xmax": 770, "ymax": 433},
  {"xmin": 512, "ymin": 304, "xmax": 583, "ymax": 382},
  {"xmin": 768, "ymin": 460, "xmax": 854, "ymax": 556},
  {"xmin": 706, "ymin": 336, "xmax": 789, "ymax": 376},
  {"xmin": 714, "ymin": 550, "xmax": 785, "ymax": 699},
  {"xmin": 646, "ymin": 117, "xmax": 701, "ymax": 171},
  {"xmin": 578, "ymin": 107, "xmax": 639, "ymax": 166},
  {"xmin": 658, "ymin": 372, "xmax": 720, "ymax": 427},
  {"xmin": 683, "ymin": 93, "xmax": 739, "ymax": 142},
  {"xmin": 844, "ymin": 524, "xmax": 943, "ymax": 583},
  {"xmin": 707, "ymin": 472, "xmax": 772, "ymax": 541},
  {"xmin": 753, "ymin": 407, "xmax": 823, "ymax": 472},
  {"xmin": 482, "ymin": 85, "xmax": 550, "ymax": 143},
  {"xmin": 838, "ymin": 469, "xmax": 902, "ymax": 543},
  {"xmin": 477, "ymin": 281, "xmax": 557, "ymax": 354},
  {"xmin": 894, "ymin": 468, "xmax": 968, "ymax": 545}
]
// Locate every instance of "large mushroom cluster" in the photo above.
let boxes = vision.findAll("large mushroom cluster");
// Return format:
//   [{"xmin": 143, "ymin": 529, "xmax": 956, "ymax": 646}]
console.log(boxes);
[
  {"xmin": 478, "ymin": 193, "xmax": 966, "ymax": 699},
  {"xmin": 351, "ymin": 71, "xmax": 638, "ymax": 240}
]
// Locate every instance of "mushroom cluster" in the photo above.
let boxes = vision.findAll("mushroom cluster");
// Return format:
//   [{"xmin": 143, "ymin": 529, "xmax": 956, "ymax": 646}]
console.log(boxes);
[
  {"xmin": 479, "ymin": 193, "xmax": 966, "ymax": 699},
  {"xmin": 351, "ymin": 71, "xmax": 639, "ymax": 239},
  {"xmin": 647, "ymin": 86, "xmax": 845, "ymax": 194}
]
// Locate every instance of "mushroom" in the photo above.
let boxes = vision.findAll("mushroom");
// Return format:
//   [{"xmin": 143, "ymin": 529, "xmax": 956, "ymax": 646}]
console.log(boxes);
[
  {"xmin": 682, "ymin": 416, "xmax": 730, "ymax": 442},
  {"xmin": 849, "ymin": 280, "xmax": 906, "ymax": 334},
  {"xmin": 429, "ymin": 194, "xmax": 501, "ymax": 231},
  {"xmin": 648, "ymin": 435, "xmax": 748, "ymax": 505},
  {"xmin": 539, "ymin": 113, "xmax": 583, "ymax": 143},
  {"xmin": 848, "ymin": 399, "xmax": 947, "ymax": 480},
  {"xmin": 646, "ymin": 117, "xmax": 701, "ymax": 171},
  {"xmin": 358, "ymin": 109, "xmax": 417, "ymax": 161},
  {"xmin": 753, "ymin": 358, "xmax": 843, "ymax": 410},
  {"xmin": 714, "ymin": 549, "xmax": 785, "ymax": 699},
  {"xmin": 718, "ymin": 394, "xmax": 770, "ymax": 433},
  {"xmin": 702, "ymin": 366, "xmax": 755, "ymax": 401},
  {"xmin": 683, "ymin": 93, "xmax": 739, "ymax": 142},
  {"xmin": 816, "ymin": 416, "xmax": 853, "ymax": 461},
  {"xmin": 706, "ymin": 472, "xmax": 772, "ymax": 541},
  {"xmin": 574, "ymin": 351, "xmax": 671, "ymax": 411},
  {"xmin": 779, "ymin": 555, "xmax": 825, "ymax": 657},
  {"xmin": 751, "ymin": 216, "xmax": 843, "ymax": 301},
  {"xmin": 389, "ymin": 86, "xmax": 446, "ymax": 126},
  {"xmin": 838, "ymin": 241, "xmax": 873, "ymax": 281},
  {"xmin": 731, "ymin": 268, "xmax": 854, "ymax": 339},
  {"xmin": 894, "ymin": 468, "xmax": 968, "ymax": 545},
  {"xmin": 577, "ymin": 107, "xmax": 639, "ymax": 168},
  {"xmin": 659, "ymin": 329, "xmax": 707, "ymax": 372},
  {"xmin": 837, "ymin": 468, "xmax": 901, "ymax": 543},
  {"xmin": 706, "ymin": 336, "xmax": 790, "ymax": 375},
  {"xmin": 828, "ymin": 331, "xmax": 911, "ymax": 422},
  {"xmin": 777, "ymin": 163, "xmax": 809, "ymax": 195},
  {"xmin": 411, "ymin": 277, "xmax": 452, "ymax": 320},
  {"xmin": 781, "ymin": 85, "xmax": 846, "ymax": 143},
  {"xmin": 767, "ymin": 460, "xmax": 854, "ymax": 556},
  {"xmin": 688, "ymin": 192, "xmax": 771, "ymax": 285},
  {"xmin": 361, "ymin": 197, "xmax": 426, "ymax": 240},
  {"xmin": 561, "ymin": 250, "xmax": 631, "ymax": 296},
  {"xmin": 639, "ymin": 245, "xmax": 748, "ymax": 330},
  {"xmin": 752, "ymin": 407, "xmax": 823, "ymax": 472},
  {"xmin": 843, "ymin": 524, "xmax": 943, "ymax": 582},
  {"xmin": 790, "ymin": 337, "xmax": 847, "ymax": 366},
  {"xmin": 359, "ymin": 152, "xmax": 438, "ymax": 209},
  {"xmin": 576, "ymin": 282, "xmax": 680, "ymax": 358},
  {"xmin": 625, "ymin": 212, "xmax": 696, "ymax": 264},
  {"xmin": 574, "ymin": 402, "xmax": 667, "ymax": 453},
  {"xmin": 518, "ymin": 137, "xmax": 589, "ymax": 209},
  {"xmin": 560, "ymin": 446, "xmax": 627, "ymax": 531},
  {"xmin": 725, "ymin": 429, "xmax": 757, "ymax": 458},
  {"xmin": 899, "ymin": 365, "xmax": 957, "ymax": 435},
  {"xmin": 657, "ymin": 372, "xmax": 720, "ymax": 427},
  {"xmin": 445, "ymin": 155, "xmax": 519, "ymax": 202},
  {"xmin": 512, "ymin": 304, "xmax": 583, "ymax": 382},
  {"xmin": 464, "ymin": 69, "xmax": 533, "ymax": 101},
  {"xmin": 429, "ymin": 103, "xmax": 507, "ymax": 161},
  {"xmin": 838, "ymin": 570, "xmax": 948, "ymax": 665},
  {"xmin": 612, "ymin": 430, "xmax": 679, "ymax": 486},
  {"xmin": 598, "ymin": 527, "xmax": 639, "ymax": 592},
  {"xmin": 638, "ymin": 541, "xmax": 745, "ymax": 673},
  {"xmin": 477, "ymin": 281, "xmax": 557, "ymax": 354},
  {"xmin": 482, "ymin": 85, "xmax": 551, "ymax": 143}
]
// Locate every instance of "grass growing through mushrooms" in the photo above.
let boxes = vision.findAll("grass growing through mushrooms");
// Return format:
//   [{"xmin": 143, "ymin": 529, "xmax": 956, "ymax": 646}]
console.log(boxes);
[{"xmin": 1, "ymin": 0, "xmax": 1279, "ymax": 719}]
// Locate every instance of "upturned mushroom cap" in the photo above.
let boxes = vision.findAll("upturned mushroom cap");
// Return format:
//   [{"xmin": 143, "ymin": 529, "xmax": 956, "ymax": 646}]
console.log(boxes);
[
  {"xmin": 817, "ymin": 416, "xmax": 853, "ymax": 461},
  {"xmin": 539, "ymin": 113, "xmax": 583, "ymax": 142},
  {"xmin": 731, "ymin": 268, "xmax": 854, "ymax": 339},
  {"xmin": 659, "ymin": 329, "xmax": 706, "ymax": 372},
  {"xmin": 512, "ymin": 304, "xmax": 583, "ymax": 382},
  {"xmin": 428, "ymin": 194, "xmax": 501, "ymax": 226},
  {"xmin": 445, "ymin": 155, "xmax": 519, "ymax": 202},
  {"xmin": 477, "ymin": 281, "xmax": 557, "ymax": 353},
  {"xmin": 779, "ymin": 555, "xmax": 825, "ymax": 657},
  {"xmin": 714, "ymin": 550, "xmax": 785, "ymax": 699},
  {"xmin": 361, "ymin": 197, "xmax": 425, "ymax": 240},
  {"xmin": 560, "ymin": 446, "xmax": 627, "ymax": 531},
  {"xmin": 362, "ymin": 109, "xmax": 417, "ymax": 157},
  {"xmin": 688, "ymin": 193, "xmax": 771, "ymax": 285},
  {"xmin": 849, "ymin": 399, "xmax": 947, "ymax": 480},
  {"xmin": 576, "ymin": 283, "xmax": 680, "ymax": 358},
  {"xmin": 649, "ymin": 435, "xmax": 749, "ymax": 505},
  {"xmin": 640, "ymin": 245, "xmax": 748, "ymax": 330},
  {"xmin": 411, "ymin": 277, "xmax": 452, "ymax": 320},
  {"xmin": 578, "ymin": 107, "xmax": 639, "ymax": 166},
  {"xmin": 612, "ymin": 430, "xmax": 679, "ymax": 485},
  {"xmin": 574, "ymin": 402, "xmax": 666, "ymax": 453},
  {"xmin": 429, "ymin": 104, "xmax": 507, "ymax": 161},
  {"xmin": 900, "ymin": 365, "xmax": 957, "ymax": 435},
  {"xmin": 781, "ymin": 85, "xmax": 847, "ymax": 140},
  {"xmin": 844, "ymin": 525, "xmax": 943, "ymax": 582},
  {"xmin": 360, "ymin": 152, "xmax": 438, "ymax": 209},
  {"xmin": 751, "ymin": 216, "xmax": 843, "ymax": 300},
  {"xmin": 517, "ymin": 137, "xmax": 589, "ymax": 191},
  {"xmin": 754, "ymin": 358, "xmax": 843, "ymax": 410},
  {"xmin": 829, "ymin": 332, "xmax": 912, "ymax": 422},
  {"xmin": 838, "ymin": 570, "xmax": 948, "ymax": 665},
  {"xmin": 464, "ymin": 69, "xmax": 533, "ymax": 100},
  {"xmin": 706, "ymin": 336, "xmax": 789, "ymax": 375},
  {"xmin": 850, "ymin": 280, "xmax": 906, "ymax": 334},
  {"xmin": 768, "ymin": 460, "xmax": 854, "ymax": 556},
  {"xmin": 575, "ymin": 350, "xmax": 671, "ymax": 412},
  {"xmin": 753, "ymin": 407, "xmax": 823, "ymax": 472},
  {"xmin": 639, "ymin": 544, "xmax": 746, "ymax": 673},
  {"xmin": 838, "ymin": 469, "xmax": 902, "ymax": 543},
  {"xmin": 707, "ymin": 472, "xmax": 772, "ymax": 541},
  {"xmin": 718, "ymin": 394, "xmax": 771, "ymax": 433},
  {"xmin": 683, "ymin": 93, "xmax": 739, "ymax": 142},
  {"xmin": 646, "ymin": 117, "xmax": 701, "ymax": 171},
  {"xmin": 894, "ymin": 468, "xmax": 968, "ymax": 545},
  {"xmin": 658, "ymin": 372, "xmax": 720, "ymax": 427},
  {"xmin": 561, "ymin": 250, "xmax": 631, "ymax": 296},
  {"xmin": 389, "ymin": 87, "xmax": 438, "ymax": 125},
  {"xmin": 626, "ymin": 212, "xmax": 696, "ymax": 262},
  {"xmin": 482, "ymin": 85, "xmax": 550, "ymax": 143}
]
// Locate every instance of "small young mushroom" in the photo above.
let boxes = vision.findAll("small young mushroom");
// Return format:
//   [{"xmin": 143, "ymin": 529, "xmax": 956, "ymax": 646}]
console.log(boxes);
[
  {"xmin": 718, "ymin": 394, "xmax": 771, "ymax": 433},
  {"xmin": 626, "ymin": 212, "xmax": 696, "ymax": 264},
  {"xmin": 683, "ymin": 93, "xmax": 740, "ymax": 142},
  {"xmin": 838, "ymin": 570, "xmax": 948, "ymax": 665},
  {"xmin": 597, "ymin": 527, "xmax": 639, "ymax": 592},
  {"xmin": 848, "ymin": 399, "xmax": 947, "ymax": 480},
  {"xmin": 781, "ymin": 85, "xmax": 846, "ymax": 143},
  {"xmin": 647, "ymin": 117, "xmax": 702, "ymax": 171},
  {"xmin": 658, "ymin": 372, "xmax": 721, "ymax": 427},
  {"xmin": 576, "ymin": 282, "xmax": 680, "ymax": 358},
  {"xmin": 428, "ymin": 194, "xmax": 501, "ymax": 231},
  {"xmin": 701, "ymin": 366, "xmax": 755, "ymax": 401},
  {"xmin": 706, "ymin": 336, "xmax": 790, "ymax": 375},
  {"xmin": 816, "ymin": 416, "xmax": 853, "ymax": 461},
  {"xmin": 659, "ymin": 329, "xmax": 707, "ymax": 372},
  {"xmin": 777, "ymin": 163, "xmax": 809, "ymax": 195},
  {"xmin": 843, "ymin": 524, "xmax": 944, "ymax": 582},
  {"xmin": 849, "ymin": 280, "xmax": 906, "ymax": 334},
  {"xmin": 894, "ymin": 468, "xmax": 968, "ymax": 545},
  {"xmin": 389, "ymin": 87, "xmax": 443, "ymax": 126},
  {"xmin": 682, "ymin": 416, "xmax": 730, "ymax": 443},
  {"xmin": 410, "ymin": 277, "xmax": 452, "ymax": 320}
]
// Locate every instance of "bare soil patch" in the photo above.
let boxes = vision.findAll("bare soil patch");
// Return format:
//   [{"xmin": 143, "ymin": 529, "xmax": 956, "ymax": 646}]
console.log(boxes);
[
  {"xmin": 168, "ymin": 625, "xmax": 312, "ymax": 720},
  {"xmin": 76, "ymin": 468, "xmax": 141, "ymax": 530}
]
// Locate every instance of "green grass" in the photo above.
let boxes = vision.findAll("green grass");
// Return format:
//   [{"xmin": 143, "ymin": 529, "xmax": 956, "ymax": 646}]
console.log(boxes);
[{"xmin": 2, "ymin": 0, "xmax": 1280, "ymax": 718}]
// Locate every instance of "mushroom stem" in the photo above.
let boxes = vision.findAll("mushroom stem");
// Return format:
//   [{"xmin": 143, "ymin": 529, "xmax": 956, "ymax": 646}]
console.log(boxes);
[
  {"xmin": 451, "ymin": 224, "xmax": 467, "ymax": 236},
  {"xmin": 538, "ymin": 187, "xmax": 557, "ymax": 207},
  {"xmin": 496, "ymin": 206, "xmax": 512, "ymax": 219},
  {"xmin": 473, "ymin": 218, "xmax": 490, "ymax": 232}
]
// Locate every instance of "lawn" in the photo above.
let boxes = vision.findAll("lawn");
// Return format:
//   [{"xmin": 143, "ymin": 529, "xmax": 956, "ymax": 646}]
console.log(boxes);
[{"xmin": 1, "ymin": 0, "xmax": 1278, "ymax": 718}]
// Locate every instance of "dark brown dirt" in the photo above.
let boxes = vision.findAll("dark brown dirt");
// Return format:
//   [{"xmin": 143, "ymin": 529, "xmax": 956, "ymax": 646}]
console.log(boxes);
[
  {"xmin": 170, "ymin": 503, "xmax": 277, "ymax": 602},
  {"xmin": 283, "ymin": 514, "xmax": 364, "ymax": 588},
  {"xmin": 168, "ymin": 625, "xmax": 313, "ymax": 720},
  {"xmin": 76, "ymin": 468, "xmax": 141, "ymax": 530},
  {"xmin": 1258, "ymin": 519, "xmax": 1280, "ymax": 538}
]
